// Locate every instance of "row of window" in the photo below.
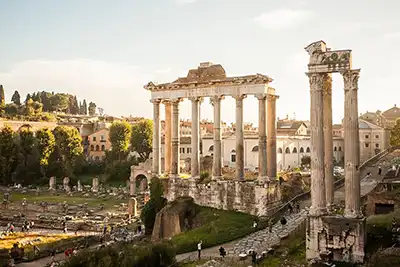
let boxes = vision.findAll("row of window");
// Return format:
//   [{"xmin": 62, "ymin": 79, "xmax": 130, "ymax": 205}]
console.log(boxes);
[
  {"xmin": 278, "ymin": 146, "xmax": 343, "ymax": 154},
  {"xmin": 92, "ymin": 135, "xmax": 106, "ymax": 142},
  {"xmin": 180, "ymin": 147, "xmax": 192, "ymax": 154},
  {"xmin": 365, "ymin": 134, "xmax": 380, "ymax": 139},
  {"xmin": 90, "ymin": 144, "xmax": 106, "ymax": 151},
  {"xmin": 364, "ymin": 143, "xmax": 380, "ymax": 148}
]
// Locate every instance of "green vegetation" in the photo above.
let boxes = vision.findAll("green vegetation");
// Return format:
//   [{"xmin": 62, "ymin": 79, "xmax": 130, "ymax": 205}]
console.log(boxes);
[
  {"xmin": 131, "ymin": 119, "xmax": 153, "ymax": 161},
  {"xmin": 171, "ymin": 206, "xmax": 258, "ymax": 254},
  {"xmin": 390, "ymin": 120, "xmax": 400, "ymax": 146}
]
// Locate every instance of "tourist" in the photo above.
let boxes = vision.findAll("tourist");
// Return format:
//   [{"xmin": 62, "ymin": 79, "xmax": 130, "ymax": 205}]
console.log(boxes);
[
  {"xmin": 251, "ymin": 250, "xmax": 257, "ymax": 265},
  {"xmin": 378, "ymin": 165, "xmax": 382, "ymax": 176},
  {"xmin": 253, "ymin": 220, "xmax": 257, "ymax": 228},
  {"xmin": 197, "ymin": 240, "xmax": 202, "ymax": 260},
  {"xmin": 62, "ymin": 221, "xmax": 67, "ymax": 233},
  {"xmin": 219, "ymin": 246, "xmax": 226, "ymax": 258},
  {"xmin": 280, "ymin": 216, "xmax": 287, "ymax": 227},
  {"xmin": 103, "ymin": 224, "xmax": 107, "ymax": 235}
]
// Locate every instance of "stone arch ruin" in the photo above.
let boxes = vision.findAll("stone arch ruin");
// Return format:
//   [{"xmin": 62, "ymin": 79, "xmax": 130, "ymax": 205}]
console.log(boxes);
[{"xmin": 129, "ymin": 157, "xmax": 152, "ymax": 196}]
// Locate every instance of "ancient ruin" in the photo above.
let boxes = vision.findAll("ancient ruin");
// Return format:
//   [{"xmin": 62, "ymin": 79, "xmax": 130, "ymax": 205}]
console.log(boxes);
[{"xmin": 305, "ymin": 40, "xmax": 365, "ymax": 264}]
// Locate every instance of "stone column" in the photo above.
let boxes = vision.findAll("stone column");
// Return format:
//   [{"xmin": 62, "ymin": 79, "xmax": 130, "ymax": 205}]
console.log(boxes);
[
  {"xmin": 151, "ymin": 99, "xmax": 161, "ymax": 176},
  {"xmin": 190, "ymin": 97, "xmax": 201, "ymax": 177},
  {"xmin": 164, "ymin": 100, "xmax": 172, "ymax": 174},
  {"xmin": 323, "ymin": 74, "xmax": 334, "ymax": 210},
  {"xmin": 171, "ymin": 99, "xmax": 181, "ymax": 177},
  {"xmin": 307, "ymin": 73, "xmax": 327, "ymax": 216},
  {"xmin": 267, "ymin": 94, "xmax": 278, "ymax": 179},
  {"xmin": 234, "ymin": 94, "xmax": 246, "ymax": 180},
  {"xmin": 342, "ymin": 69, "xmax": 362, "ymax": 218},
  {"xmin": 211, "ymin": 95, "xmax": 223, "ymax": 179},
  {"xmin": 257, "ymin": 94, "xmax": 267, "ymax": 180}
]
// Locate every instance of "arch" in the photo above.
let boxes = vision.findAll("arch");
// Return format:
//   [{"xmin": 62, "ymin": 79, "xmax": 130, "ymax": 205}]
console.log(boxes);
[
  {"xmin": 135, "ymin": 174, "xmax": 149, "ymax": 192},
  {"xmin": 96, "ymin": 145, "xmax": 100, "ymax": 151},
  {"xmin": 299, "ymin": 147, "xmax": 304, "ymax": 153},
  {"xmin": 334, "ymin": 146, "xmax": 337, "ymax": 151},
  {"xmin": 208, "ymin": 145, "xmax": 214, "ymax": 152},
  {"xmin": 338, "ymin": 146, "xmax": 342, "ymax": 151},
  {"xmin": 285, "ymin": 147, "xmax": 291, "ymax": 154},
  {"xmin": 278, "ymin": 148, "xmax": 283, "ymax": 154},
  {"xmin": 306, "ymin": 147, "xmax": 311, "ymax": 153},
  {"xmin": 231, "ymin": 149, "xmax": 236, "ymax": 153},
  {"xmin": 90, "ymin": 145, "xmax": 94, "ymax": 151},
  {"xmin": 292, "ymin": 147, "xmax": 297, "ymax": 153},
  {"xmin": 101, "ymin": 145, "xmax": 105, "ymax": 151},
  {"xmin": 251, "ymin": 146, "xmax": 259, "ymax": 152}
]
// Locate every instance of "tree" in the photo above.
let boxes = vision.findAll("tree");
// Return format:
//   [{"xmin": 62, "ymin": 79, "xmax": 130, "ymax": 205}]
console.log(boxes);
[
  {"xmin": 70, "ymin": 96, "xmax": 79, "ymax": 114},
  {"xmin": 11, "ymin": 90, "xmax": 21, "ymax": 105},
  {"xmin": 390, "ymin": 119, "xmax": 400, "ymax": 146},
  {"xmin": 0, "ymin": 85, "xmax": 5, "ymax": 108},
  {"xmin": 88, "ymin": 101, "xmax": 97, "ymax": 116},
  {"xmin": 24, "ymin": 99, "xmax": 43, "ymax": 116},
  {"xmin": 131, "ymin": 119, "xmax": 153, "ymax": 161},
  {"xmin": 109, "ymin": 121, "xmax": 132, "ymax": 161},
  {"xmin": 0, "ymin": 126, "xmax": 18, "ymax": 184},
  {"xmin": 301, "ymin": 155, "xmax": 311, "ymax": 167},
  {"xmin": 51, "ymin": 93, "xmax": 69, "ymax": 112},
  {"xmin": 39, "ymin": 91, "xmax": 52, "ymax": 112},
  {"xmin": 141, "ymin": 177, "xmax": 167, "ymax": 234},
  {"xmin": 36, "ymin": 128, "xmax": 55, "ymax": 167},
  {"xmin": 25, "ymin": 93, "xmax": 32, "ymax": 104},
  {"xmin": 81, "ymin": 99, "xmax": 88, "ymax": 115}
]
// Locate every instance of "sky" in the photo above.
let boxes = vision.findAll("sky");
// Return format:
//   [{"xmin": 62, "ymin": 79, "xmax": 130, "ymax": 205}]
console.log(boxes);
[{"xmin": 0, "ymin": 0, "xmax": 399, "ymax": 125}]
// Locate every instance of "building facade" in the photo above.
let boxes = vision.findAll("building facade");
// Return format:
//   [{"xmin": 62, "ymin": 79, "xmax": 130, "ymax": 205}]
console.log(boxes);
[{"xmin": 87, "ymin": 128, "xmax": 111, "ymax": 161}]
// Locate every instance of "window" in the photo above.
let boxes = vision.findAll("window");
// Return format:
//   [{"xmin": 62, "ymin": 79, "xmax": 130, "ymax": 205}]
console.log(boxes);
[
  {"xmin": 375, "ymin": 143, "xmax": 380, "ymax": 148},
  {"xmin": 278, "ymin": 148, "xmax": 283, "ymax": 154},
  {"xmin": 292, "ymin": 147, "xmax": 297, "ymax": 153},
  {"xmin": 231, "ymin": 154, "xmax": 236, "ymax": 162},
  {"xmin": 208, "ymin": 145, "xmax": 214, "ymax": 152},
  {"xmin": 96, "ymin": 145, "xmax": 100, "ymax": 151},
  {"xmin": 306, "ymin": 147, "xmax": 311, "ymax": 153},
  {"xmin": 180, "ymin": 147, "xmax": 185, "ymax": 153},
  {"xmin": 187, "ymin": 148, "xmax": 192, "ymax": 153},
  {"xmin": 334, "ymin": 146, "xmax": 337, "ymax": 151},
  {"xmin": 93, "ymin": 136, "xmax": 97, "ymax": 141},
  {"xmin": 252, "ymin": 146, "xmax": 259, "ymax": 152},
  {"xmin": 100, "ymin": 135, "xmax": 106, "ymax": 142},
  {"xmin": 285, "ymin": 147, "xmax": 290, "ymax": 154},
  {"xmin": 375, "ymin": 135, "xmax": 380, "ymax": 139},
  {"xmin": 90, "ymin": 145, "xmax": 94, "ymax": 151},
  {"xmin": 299, "ymin": 147, "xmax": 304, "ymax": 153},
  {"xmin": 101, "ymin": 145, "xmax": 105, "ymax": 151},
  {"xmin": 338, "ymin": 147, "xmax": 342, "ymax": 151},
  {"xmin": 365, "ymin": 143, "xmax": 369, "ymax": 148},
  {"xmin": 365, "ymin": 135, "xmax": 369, "ymax": 139}
]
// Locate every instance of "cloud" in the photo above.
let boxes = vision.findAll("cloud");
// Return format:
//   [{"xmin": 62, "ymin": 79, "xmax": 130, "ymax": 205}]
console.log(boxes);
[
  {"xmin": 0, "ymin": 59, "xmax": 155, "ymax": 117},
  {"xmin": 253, "ymin": 9, "xmax": 312, "ymax": 30}
]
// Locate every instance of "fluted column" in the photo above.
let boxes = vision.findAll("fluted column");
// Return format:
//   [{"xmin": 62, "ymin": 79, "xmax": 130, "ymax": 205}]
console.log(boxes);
[
  {"xmin": 171, "ymin": 99, "xmax": 181, "ymax": 177},
  {"xmin": 267, "ymin": 94, "xmax": 279, "ymax": 179},
  {"xmin": 151, "ymin": 99, "xmax": 161, "ymax": 176},
  {"xmin": 234, "ymin": 94, "xmax": 246, "ymax": 180},
  {"xmin": 257, "ymin": 94, "xmax": 267, "ymax": 180},
  {"xmin": 211, "ymin": 95, "xmax": 223, "ymax": 179},
  {"xmin": 307, "ymin": 73, "xmax": 327, "ymax": 216},
  {"xmin": 164, "ymin": 100, "xmax": 172, "ymax": 174},
  {"xmin": 342, "ymin": 69, "xmax": 362, "ymax": 218},
  {"xmin": 190, "ymin": 97, "xmax": 201, "ymax": 177},
  {"xmin": 323, "ymin": 74, "xmax": 334, "ymax": 210}
]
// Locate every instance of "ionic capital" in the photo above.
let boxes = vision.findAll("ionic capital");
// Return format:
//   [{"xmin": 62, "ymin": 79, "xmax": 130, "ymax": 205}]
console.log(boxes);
[
  {"xmin": 255, "ymin": 94, "xmax": 267, "ymax": 100},
  {"xmin": 189, "ymin": 97, "xmax": 203, "ymax": 103},
  {"xmin": 266, "ymin": 94, "xmax": 280, "ymax": 101},
  {"xmin": 171, "ymin": 98, "xmax": 182, "ymax": 106},
  {"xmin": 210, "ymin": 95, "xmax": 224, "ymax": 106},
  {"xmin": 341, "ymin": 69, "xmax": 360, "ymax": 91},
  {"xmin": 150, "ymin": 99, "xmax": 161, "ymax": 105},
  {"xmin": 232, "ymin": 94, "xmax": 247, "ymax": 101},
  {"xmin": 161, "ymin": 99, "xmax": 172, "ymax": 105}
]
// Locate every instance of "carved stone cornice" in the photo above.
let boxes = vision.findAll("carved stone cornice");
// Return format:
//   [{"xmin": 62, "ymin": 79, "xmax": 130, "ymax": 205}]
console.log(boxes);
[
  {"xmin": 306, "ymin": 73, "xmax": 325, "ymax": 92},
  {"xmin": 341, "ymin": 69, "xmax": 360, "ymax": 91},
  {"xmin": 232, "ymin": 94, "xmax": 247, "ymax": 101}
]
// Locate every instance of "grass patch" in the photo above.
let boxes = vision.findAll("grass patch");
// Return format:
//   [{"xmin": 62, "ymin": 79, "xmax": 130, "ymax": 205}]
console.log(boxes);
[
  {"xmin": 171, "ymin": 206, "xmax": 259, "ymax": 254},
  {"xmin": 8, "ymin": 192, "xmax": 123, "ymax": 208}
]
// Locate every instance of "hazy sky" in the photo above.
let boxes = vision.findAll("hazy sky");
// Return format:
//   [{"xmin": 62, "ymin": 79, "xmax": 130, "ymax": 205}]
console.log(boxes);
[{"xmin": 0, "ymin": 0, "xmax": 399, "ymax": 125}]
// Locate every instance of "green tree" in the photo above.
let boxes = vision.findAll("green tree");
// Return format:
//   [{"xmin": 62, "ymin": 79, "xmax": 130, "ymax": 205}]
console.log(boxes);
[
  {"xmin": 88, "ymin": 101, "xmax": 97, "ymax": 116},
  {"xmin": 25, "ymin": 93, "xmax": 32, "ymax": 104},
  {"xmin": 4, "ymin": 103, "xmax": 19, "ymax": 115},
  {"xmin": 390, "ymin": 119, "xmax": 400, "ymax": 146},
  {"xmin": 69, "ymin": 95, "xmax": 79, "ymax": 114},
  {"xmin": 301, "ymin": 155, "xmax": 311, "ymax": 166},
  {"xmin": 51, "ymin": 93, "xmax": 69, "ymax": 112},
  {"xmin": 81, "ymin": 99, "xmax": 88, "ymax": 115},
  {"xmin": 11, "ymin": 90, "xmax": 21, "ymax": 105},
  {"xmin": 0, "ymin": 126, "xmax": 18, "ymax": 184},
  {"xmin": 109, "ymin": 121, "xmax": 132, "ymax": 161},
  {"xmin": 141, "ymin": 177, "xmax": 167, "ymax": 234},
  {"xmin": 39, "ymin": 91, "xmax": 52, "ymax": 112},
  {"xmin": 131, "ymin": 119, "xmax": 153, "ymax": 161},
  {"xmin": 0, "ymin": 85, "xmax": 5, "ymax": 108},
  {"xmin": 24, "ymin": 99, "xmax": 43, "ymax": 116},
  {"xmin": 36, "ymin": 128, "xmax": 55, "ymax": 167}
]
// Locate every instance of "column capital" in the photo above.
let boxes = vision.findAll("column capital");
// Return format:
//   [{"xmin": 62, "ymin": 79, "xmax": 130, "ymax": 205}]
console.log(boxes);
[
  {"xmin": 306, "ymin": 72, "xmax": 326, "ymax": 92},
  {"xmin": 150, "ymin": 99, "xmax": 161, "ymax": 104},
  {"xmin": 171, "ymin": 98, "xmax": 183, "ymax": 105},
  {"xmin": 255, "ymin": 94, "xmax": 267, "ymax": 100},
  {"xmin": 341, "ymin": 69, "xmax": 360, "ymax": 91},
  {"xmin": 232, "ymin": 94, "xmax": 247, "ymax": 101},
  {"xmin": 189, "ymin": 97, "xmax": 203, "ymax": 102},
  {"xmin": 266, "ymin": 94, "xmax": 280, "ymax": 101},
  {"xmin": 162, "ymin": 99, "xmax": 172, "ymax": 104},
  {"xmin": 210, "ymin": 95, "xmax": 224, "ymax": 106}
]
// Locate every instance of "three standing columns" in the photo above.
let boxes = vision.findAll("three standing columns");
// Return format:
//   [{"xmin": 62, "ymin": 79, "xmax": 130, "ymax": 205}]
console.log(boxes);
[
  {"xmin": 171, "ymin": 99, "xmax": 181, "ymax": 177},
  {"xmin": 151, "ymin": 99, "xmax": 161, "ymax": 176},
  {"xmin": 234, "ymin": 94, "xmax": 246, "ymax": 180},
  {"xmin": 343, "ymin": 69, "xmax": 362, "ymax": 218},
  {"xmin": 211, "ymin": 96, "xmax": 223, "ymax": 179},
  {"xmin": 190, "ymin": 97, "xmax": 201, "ymax": 177}
]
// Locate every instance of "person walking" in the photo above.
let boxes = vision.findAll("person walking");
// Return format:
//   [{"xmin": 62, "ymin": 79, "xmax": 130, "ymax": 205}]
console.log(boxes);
[
  {"xmin": 219, "ymin": 246, "xmax": 226, "ymax": 258},
  {"xmin": 197, "ymin": 241, "xmax": 202, "ymax": 260},
  {"xmin": 378, "ymin": 165, "xmax": 382, "ymax": 176},
  {"xmin": 251, "ymin": 250, "xmax": 257, "ymax": 266}
]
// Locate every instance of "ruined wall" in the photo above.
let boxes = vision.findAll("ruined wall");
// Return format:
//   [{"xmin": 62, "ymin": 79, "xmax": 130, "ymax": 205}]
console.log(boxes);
[{"xmin": 165, "ymin": 178, "xmax": 281, "ymax": 216}]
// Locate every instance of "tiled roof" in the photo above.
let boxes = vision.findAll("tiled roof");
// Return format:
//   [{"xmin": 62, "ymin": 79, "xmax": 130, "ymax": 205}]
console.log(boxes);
[{"xmin": 382, "ymin": 105, "xmax": 400, "ymax": 118}]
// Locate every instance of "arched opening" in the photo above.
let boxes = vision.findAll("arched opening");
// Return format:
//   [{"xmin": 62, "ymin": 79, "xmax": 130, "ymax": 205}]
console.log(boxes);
[
  {"xmin": 334, "ymin": 146, "xmax": 337, "ymax": 151},
  {"xmin": 292, "ymin": 147, "xmax": 297, "ymax": 153},
  {"xmin": 251, "ymin": 146, "xmax": 259, "ymax": 152},
  {"xmin": 278, "ymin": 148, "xmax": 283, "ymax": 154},
  {"xmin": 285, "ymin": 147, "xmax": 291, "ymax": 154},
  {"xmin": 90, "ymin": 145, "xmax": 94, "ymax": 151},
  {"xmin": 306, "ymin": 147, "xmax": 311, "ymax": 153},
  {"xmin": 96, "ymin": 145, "xmax": 100, "ymax": 151},
  {"xmin": 208, "ymin": 145, "xmax": 214, "ymax": 152},
  {"xmin": 135, "ymin": 174, "xmax": 149, "ymax": 192},
  {"xmin": 231, "ymin": 149, "xmax": 236, "ymax": 163},
  {"xmin": 299, "ymin": 147, "xmax": 304, "ymax": 153},
  {"xmin": 101, "ymin": 145, "xmax": 105, "ymax": 151},
  {"xmin": 338, "ymin": 146, "xmax": 342, "ymax": 151}
]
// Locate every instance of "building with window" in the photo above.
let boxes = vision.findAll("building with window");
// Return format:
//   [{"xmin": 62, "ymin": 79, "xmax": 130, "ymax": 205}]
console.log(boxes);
[
  {"xmin": 160, "ymin": 136, "xmax": 192, "ymax": 172},
  {"xmin": 359, "ymin": 104, "xmax": 400, "ymax": 129},
  {"xmin": 87, "ymin": 128, "xmax": 111, "ymax": 161}
]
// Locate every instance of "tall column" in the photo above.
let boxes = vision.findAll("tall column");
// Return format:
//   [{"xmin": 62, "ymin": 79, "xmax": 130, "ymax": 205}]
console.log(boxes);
[
  {"xmin": 323, "ymin": 74, "xmax": 334, "ymax": 210},
  {"xmin": 342, "ymin": 69, "xmax": 362, "ymax": 218},
  {"xmin": 211, "ymin": 95, "xmax": 223, "ymax": 179},
  {"xmin": 234, "ymin": 94, "xmax": 246, "ymax": 180},
  {"xmin": 164, "ymin": 101, "xmax": 172, "ymax": 174},
  {"xmin": 267, "ymin": 94, "xmax": 279, "ymax": 179},
  {"xmin": 257, "ymin": 94, "xmax": 267, "ymax": 180},
  {"xmin": 151, "ymin": 99, "xmax": 161, "ymax": 176},
  {"xmin": 190, "ymin": 97, "xmax": 200, "ymax": 177},
  {"xmin": 307, "ymin": 73, "xmax": 327, "ymax": 216},
  {"xmin": 171, "ymin": 99, "xmax": 181, "ymax": 177}
]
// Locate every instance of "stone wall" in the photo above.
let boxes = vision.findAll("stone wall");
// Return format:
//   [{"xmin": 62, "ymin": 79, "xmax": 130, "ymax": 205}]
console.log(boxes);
[{"xmin": 165, "ymin": 178, "xmax": 281, "ymax": 216}]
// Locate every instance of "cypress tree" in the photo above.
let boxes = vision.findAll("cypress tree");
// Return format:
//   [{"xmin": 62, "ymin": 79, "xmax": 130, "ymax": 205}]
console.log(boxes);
[{"xmin": 0, "ymin": 85, "xmax": 5, "ymax": 107}]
